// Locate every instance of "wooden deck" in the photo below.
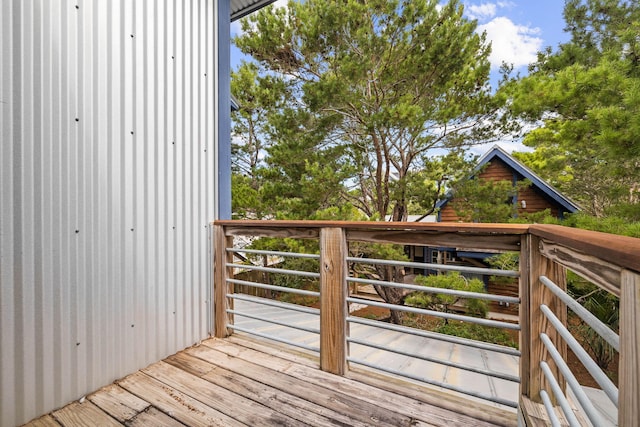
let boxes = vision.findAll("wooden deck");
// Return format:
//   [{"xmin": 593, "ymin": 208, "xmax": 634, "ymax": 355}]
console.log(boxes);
[{"xmin": 25, "ymin": 335, "xmax": 516, "ymax": 427}]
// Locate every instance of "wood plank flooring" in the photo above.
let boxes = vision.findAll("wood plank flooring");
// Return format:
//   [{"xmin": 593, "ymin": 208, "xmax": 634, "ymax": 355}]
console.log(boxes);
[{"xmin": 24, "ymin": 336, "xmax": 517, "ymax": 427}]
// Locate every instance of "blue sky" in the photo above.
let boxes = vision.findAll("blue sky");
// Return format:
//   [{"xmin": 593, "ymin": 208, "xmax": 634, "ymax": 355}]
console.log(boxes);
[{"xmin": 230, "ymin": 1, "xmax": 571, "ymax": 153}]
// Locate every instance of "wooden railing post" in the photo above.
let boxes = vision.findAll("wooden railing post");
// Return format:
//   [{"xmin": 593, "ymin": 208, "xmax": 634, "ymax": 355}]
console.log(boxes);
[
  {"xmin": 214, "ymin": 225, "xmax": 234, "ymax": 338},
  {"xmin": 319, "ymin": 227, "xmax": 348, "ymax": 375},
  {"xmin": 619, "ymin": 269, "xmax": 640, "ymax": 426},
  {"xmin": 521, "ymin": 234, "xmax": 567, "ymax": 404},
  {"xmin": 519, "ymin": 234, "xmax": 532, "ymax": 400}
]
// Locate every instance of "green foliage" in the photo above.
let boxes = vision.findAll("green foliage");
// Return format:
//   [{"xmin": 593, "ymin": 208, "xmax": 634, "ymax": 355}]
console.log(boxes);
[
  {"xmin": 403, "ymin": 150, "xmax": 477, "ymax": 216},
  {"xmin": 503, "ymin": 0, "xmax": 640, "ymax": 217},
  {"xmin": 232, "ymin": 173, "xmax": 264, "ymax": 219},
  {"xmin": 244, "ymin": 237, "xmax": 320, "ymax": 299},
  {"xmin": 507, "ymin": 208, "xmax": 563, "ymax": 225},
  {"xmin": 561, "ymin": 212, "xmax": 640, "ymax": 238},
  {"xmin": 485, "ymin": 252, "xmax": 519, "ymax": 286},
  {"xmin": 269, "ymin": 257, "xmax": 320, "ymax": 292},
  {"xmin": 448, "ymin": 176, "xmax": 531, "ymax": 223},
  {"xmin": 233, "ymin": 0, "xmax": 508, "ymax": 221},
  {"xmin": 434, "ymin": 322, "xmax": 518, "ymax": 348},
  {"xmin": 350, "ymin": 241, "xmax": 410, "ymax": 324},
  {"xmin": 408, "ymin": 272, "xmax": 488, "ymax": 318},
  {"xmin": 567, "ymin": 273, "xmax": 619, "ymax": 371}
]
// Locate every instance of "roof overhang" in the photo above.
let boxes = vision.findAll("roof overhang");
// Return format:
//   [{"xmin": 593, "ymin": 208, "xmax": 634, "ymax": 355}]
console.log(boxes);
[{"xmin": 231, "ymin": 0, "xmax": 277, "ymax": 22}]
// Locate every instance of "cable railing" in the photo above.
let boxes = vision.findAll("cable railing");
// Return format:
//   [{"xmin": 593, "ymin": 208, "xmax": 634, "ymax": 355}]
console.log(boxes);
[{"xmin": 213, "ymin": 220, "xmax": 640, "ymax": 426}]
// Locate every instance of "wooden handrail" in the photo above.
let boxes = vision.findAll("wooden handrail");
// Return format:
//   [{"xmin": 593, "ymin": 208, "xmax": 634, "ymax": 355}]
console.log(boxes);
[
  {"xmin": 530, "ymin": 224, "xmax": 640, "ymax": 275},
  {"xmin": 215, "ymin": 219, "xmax": 531, "ymax": 234}
]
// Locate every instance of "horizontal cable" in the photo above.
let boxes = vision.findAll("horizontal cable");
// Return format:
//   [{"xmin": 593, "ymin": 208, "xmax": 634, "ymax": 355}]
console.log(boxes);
[
  {"xmin": 227, "ymin": 247, "xmax": 320, "ymax": 259},
  {"xmin": 347, "ymin": 316, "xmax": 520, "ymax": 356},
  {"xmin": 347, "ymin": 337, "xmax": 519, "ymax": 383},
  {"xmin": 228, "ymin": 309, "xmax": 320, "ymax": 335},
  {"xmin": 347, "ymin": 276, "xmax": 520, "ymax": 304},
  {"xmin": 347, "ymin": 356, "xmax": 518, "ymax": 408},
  {"xmin": 226, "ymin": 263, "xmax": 320, "ymax": 278},
  {"xmin": 228, "ymin": 278, "xmax": 320, "ymax": 297},
  {"xmin": 540, "ymin": 333, "xmax": 607, "ymax": 426},
  {"xmin": 229, "ymin": 293, "xmax": 320, "ymax": 316},
  {"xmin": 347, "ymin": 297, "xmax": 520, "ymax": 330},
  {"xmin": 539, "ymin": 390, "xmax": 562, "ymax": 427},
  {"xmin": 540, "ymin": 275, "xmax": 619, "ymax": 351},
  {"xmin": 347, "ymin": 256, "xmax": 519, "ymax": 277},
  {"xmin": 540, "ymin": 361, "xmax": 581, "ymax": 427},
  {"xmin": 540, "ymin": 304, "xmax": 618, "ymax": 405},
  {"xmin": 229, "ymin": 325, "xmax": 319, "ymax": 353}
]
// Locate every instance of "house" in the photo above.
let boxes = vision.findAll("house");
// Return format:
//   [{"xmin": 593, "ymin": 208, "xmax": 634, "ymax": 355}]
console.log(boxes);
[
  {"xmin": 436, "ymin": 145, "xmax": 580, "ymax": 222},
  {"xmin": 406, "ymin": 145, "xmax": 580, "ymax": 315},
  {"xmin": 0, "ymin": 1, "xmax": 275, "ymax": 426}
]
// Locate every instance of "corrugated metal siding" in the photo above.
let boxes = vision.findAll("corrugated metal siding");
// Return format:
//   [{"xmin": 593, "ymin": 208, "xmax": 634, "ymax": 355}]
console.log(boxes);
[{"xmin": 0, "ymin": 1, "xmax": 218, "ymax": 425}]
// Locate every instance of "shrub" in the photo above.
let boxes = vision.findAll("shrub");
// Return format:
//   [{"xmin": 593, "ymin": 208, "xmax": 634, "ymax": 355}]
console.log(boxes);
[
  {"xmin": 435, "ymin": 321, "xmax": 518, "ymax": 348},
  {"xmin": 407, "ymin": 271, "xmax": 488, "ymax": 318}
]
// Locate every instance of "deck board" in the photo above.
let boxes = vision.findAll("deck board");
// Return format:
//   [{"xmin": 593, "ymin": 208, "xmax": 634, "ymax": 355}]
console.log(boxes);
[
  {"xmin": 127, "ymin": 407, "xmax": 187, "ymax": 427},
  {"xmin": 165, "ymin": 353, "xmax": 366, "ymax": 427},
  {"xmin": 22, "ymin": 414, "xmax": 61, "ymax": 427},
  {"xmin": 188, "ymin": 344, "xmax": 428, "ymax": 427},
  {"xmin": 225, "ymin": 334, "xmax": 517, "ymax": 426},
  {"xmin": 23, "ymin": 336, "xmax": 516, "ymax": 427},
  {"xmin": 87, "ymin": 384, "xmax": 150, "ymax": 423},
  {"xmin": 52, "ymin": 401, "xmax": 123, "ymax": 427}
]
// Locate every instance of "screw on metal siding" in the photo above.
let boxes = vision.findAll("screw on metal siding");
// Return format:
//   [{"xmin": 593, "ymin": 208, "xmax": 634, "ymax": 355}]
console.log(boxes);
[
  {"xmin": 130, "ymin": 228, "xmax": 134, "ymax": 231},
  {"xmin": 75, "ymin": 230, "xmax": 79, "ymax": 233},
  {"xmin": 130, "ymin": 131, "xmax": 134, "ymax": 135},
  {"xmin": 75, "ymin": 118, "xmax": 79, "ymax": 122}
]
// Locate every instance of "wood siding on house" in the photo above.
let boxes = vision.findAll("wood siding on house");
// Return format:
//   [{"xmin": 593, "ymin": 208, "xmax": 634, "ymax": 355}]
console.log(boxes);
[{"xmin": 439, "ymin": 158, "xmax": 561, "ymax": 222}]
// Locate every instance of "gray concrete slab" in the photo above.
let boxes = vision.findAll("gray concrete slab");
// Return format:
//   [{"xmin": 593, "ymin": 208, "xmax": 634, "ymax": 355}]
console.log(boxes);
[{"xmin": 234, "ymin": 297, "xmax": 520, "ymax": 410}]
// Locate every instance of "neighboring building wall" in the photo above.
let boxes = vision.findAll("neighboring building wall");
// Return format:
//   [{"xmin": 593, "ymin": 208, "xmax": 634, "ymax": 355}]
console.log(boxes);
[
  {"xmin": 439, "ymin": 158, "xmax": 559, "ymax": 222},
  {"xmin": 0, "ymin": 1, "xmax": 221, "ymax": 425}
]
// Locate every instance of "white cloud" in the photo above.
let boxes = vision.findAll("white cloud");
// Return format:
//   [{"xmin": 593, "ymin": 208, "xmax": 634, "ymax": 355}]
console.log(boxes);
[
  {"xmin": 477, "ymin": 16, "xmax": 542, "ymax": 69},
  {"xmin": 466, "ymin": 3, "xmax": 497, "ymax": 21},
  {"xmin": 496, "ymin": 1, "xmax": 516, "ymax": 9}
]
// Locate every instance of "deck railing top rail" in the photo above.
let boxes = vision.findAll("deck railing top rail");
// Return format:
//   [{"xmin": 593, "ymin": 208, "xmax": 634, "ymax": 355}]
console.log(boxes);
[
  {"xmin": 216, "ymin": 219, "xmax": 531, "ymax": 234},
  {"xmin": 530, "ymin": 224, "xmax": 640, "ymax": 275},
  {"xmin": 216, "ymin": 220, "xmax": 640, "ymax": 273}
]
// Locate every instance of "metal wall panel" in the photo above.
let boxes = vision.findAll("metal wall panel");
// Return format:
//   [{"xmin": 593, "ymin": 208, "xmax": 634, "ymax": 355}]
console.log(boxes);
[{"xmin": 0, "ymin": 1, "xmax": 219, "ymax": 425}]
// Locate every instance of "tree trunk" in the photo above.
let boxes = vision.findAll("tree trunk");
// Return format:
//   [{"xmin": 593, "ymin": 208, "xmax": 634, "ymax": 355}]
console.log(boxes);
[{"xmin": 373, "ymin": 265, "xmax": 407, "ymax": 324}]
